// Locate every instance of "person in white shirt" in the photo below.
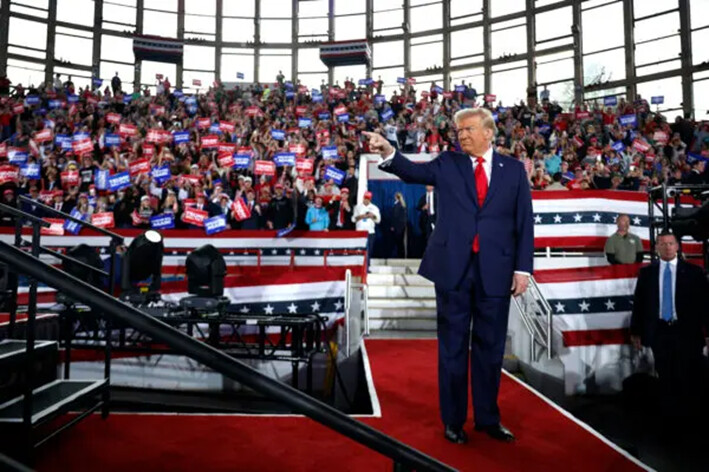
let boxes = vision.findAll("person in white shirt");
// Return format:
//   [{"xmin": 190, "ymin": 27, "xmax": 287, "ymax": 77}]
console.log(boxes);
[{"xmin": 352, "ymin": 191, "xmax": 381, "ymax": 270}]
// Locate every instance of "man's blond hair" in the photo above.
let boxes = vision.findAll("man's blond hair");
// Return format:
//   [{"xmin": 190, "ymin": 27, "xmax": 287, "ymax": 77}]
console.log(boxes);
[{"xmin": 453, "ymin": 108, "xmax": 497, "ymax": 142}]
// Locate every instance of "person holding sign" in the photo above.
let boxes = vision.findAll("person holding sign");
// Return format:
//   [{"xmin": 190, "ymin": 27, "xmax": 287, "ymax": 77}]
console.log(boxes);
[
  {"xmin": 328, "ymin": 188, "xmax": 354, "ymax": 231},
  {"xmin": 363, "ymin": 107, "xmax": 534, "ymax": 445},
  {"xmin": 352, "ymin": 191, "xmax": 380, "ymax": 271},
  {"xmin": 238, "ymin": 189, "xmax": 262, "ymax": 230}
]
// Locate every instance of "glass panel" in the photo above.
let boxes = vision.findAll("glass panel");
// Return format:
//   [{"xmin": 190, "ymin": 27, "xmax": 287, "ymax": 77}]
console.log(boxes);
[
  {"xmin": 374, "ymin": 9, "xmax": 403, "ymax": 31},
  {"xmin": 635, "ymin": 36, "xmax": 681, "ymax": 67},
  {"xmin": 100, "ymin": 61, "xmax": 134, "ymax": 92},
  {"xmin": 259, "ymin": 54, "xmax": 292, "ymax": 83},
  {"xmin": 690, "ymin": 0, "xmax": 709, "ymax": 29},
  {"xmin": 635, "ymin": 12, "xmax": 679, "ymax": 43},
  {"xmin": 298, "ymin": 48, "xmax": 328, "ymax": 73},
  {"xmin": 261, "ymin": 19, "xmax": 292, "ymax": 43},
  {"xmin": 299, "ymin": 18, "xmax": 328, "ymax": 41},
  {"xmin": 545, "ymin": 81, "xmax": 575, "ymax": 109},
  {"xmin": 183, "ymin": 70, "xmax": 215, "ymax": 91},
  {"xmin": 57, "ymin": 0, "xmax": 94, "ymax": 26},
  {"xmin": 6, "ymin": 59, "xmax": 45, "ymax": 89},
  {"xmin": 52, "ymin": 66, "xmax": 92, "ymax": 91},
  {"xmin": 411, "ymin": 40, "xmax": 443, "ymax": 72},
  {"xmin": 55, "ymin": 34, "xmax": 93, "ymax": 67},
  {"xmin": 184, "ymin": 45, "xmax": 215, "ymax": 71},
  {"xmin": 185, "ymin": 14, "xmax": 216, "ymax": 35},
  {"xmin": 261, "ymin": 0, "xmax": 292, "ymax": 18},
  {"xmin": 140, "ymin": 61, "xmax": 176, "ymax": 86},
  {"xmin": 224, "ymin": 0, "xmax": 255, "ymax": 17},
  {"xmin": 335, "ymin": 15, "xmax": 366, "ymax": 41},
  {"xmin": 492, "ymin": 67, "xmax": 527, "ymax": 106},
  {"xmin": 335, "ymin": 0, "xmax": 365, "ymax": 15},
  {"xmin": 144, "ymin": 0, "xmax": 177, "ymax": 10},
  {"xmin": 451, "ymin": 27, "xmax": 483, "ymax": 59},
  {"xmin": 103, "ymin": 3, "xmax": 136, "ymax": 26},
  {"xmin": 582, "ymin": 1, "xmax": 623, "ymax": 54},
  {"xmin": 583, "ymin": 48, "xmax": 626, "ymax": 85},
  {"xmin": 223, "ymin": 18, "xmax": 255, "ymax": 42},
  {"xmin": 536, "ymin": 54, "xmax": 574, "ymax": 84},
  {"xmin": 692, "ymin": 29, "xmax": 709, "ymax": 66},
  {"xmin": 10, "ymin": 3, "xmax": 49, "ymax": 19},
  {"xmin": 410, "ymin": 3, "xmax": 443, "ymax": 33},
  {"xmin": 451, "ymin": 0, "xmax": 483, "ymax": 18},
  {"xmin": 536, "ymin": 6, "xmax": 572, "ymax": 43},
  {"xmin": 299, "ymin": 0, "xmax": 328, "ymax": 17},
  {"xmin": 185, "ymin": 0, "xmax": 215, "ymax": 15},
  {"xmin": 221, "ymin": 52, "xmax": 254, "ymax": 83},
  {"xmin": 412, "ymin": 73, "xmax": 443, "ymax": 95},
  {"xmin": 143, "ymin": 10, "xmax": 177, "ymax": 37},
  {"xmin": 633, "ymin": 0, "xmax": 677, "ymax": 19},
  {"xmin": 101, "ymin": 35, "xmax": 134, "ymax": 63},
  {"xmin": 373, "ymin": 67, "xmax": 404, "ymax": 96},
  {"xmin": 636, "ymin": 60, "xmax": 682, "ymax": 77},
  {"xmin": 373, "ymin": 41, "xmax": 404, "ymax": 69},
  {"xmin": 693, "ymin": 78, "xmax": 709, "ymax": 118},
  {"xmin": 491, "ymin": 25, "xmax": 527, "ymax": 59},
  {"xmin": 334, "ymin": 65, "xmax": 366, "ymax": 88},
  {"xmin": 298, "ymin": 73, "xmax": 328, "ymax": 90},
  {"xmin": 636, "ymin": 76, "xmax": 683, "ymax": 113},
  {"xmin": 8, "ymin": 17, "xmax": 47, "ymax": 51},
  {"xmin": 491, "ymin": 0, "xmax": 525, "ymax": 17},
  {"xmin": 450, "ymin": 67, "xmax": 485, "ymax": 94},
  {"xmin": 13, "ymin": 0, "xmax": 49, "ymax": 8}
]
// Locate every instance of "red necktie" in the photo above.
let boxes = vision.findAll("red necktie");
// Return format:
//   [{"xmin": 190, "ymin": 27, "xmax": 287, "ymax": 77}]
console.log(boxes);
[{"xmin": 472, "ymin": 156, "xmax": 488, "ymax": 253}]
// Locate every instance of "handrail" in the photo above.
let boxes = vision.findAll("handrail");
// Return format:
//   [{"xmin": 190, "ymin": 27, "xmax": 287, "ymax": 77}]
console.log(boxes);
[
  {"xmin": 0, "ymin": 241, "xmax": 454, "ymax": 472},
  {"xmin": 511, "ymin": 275, "xmax": 553, "ymax": 360},
  {"xmin": 0, "ymin": 203, "xmax": 50, "ymax": 228},
  {"xmin": 17, "ymin": 240, "xmax": 109, "ymax": 278},
  {"xmin": 17, "ymin": 195, "xmax": 124, "ymax": 243}
]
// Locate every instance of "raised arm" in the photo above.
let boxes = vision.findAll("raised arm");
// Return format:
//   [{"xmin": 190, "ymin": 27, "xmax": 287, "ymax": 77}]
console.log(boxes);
[{"xmin": 363, "ymin": 131, "xmax": 440, "ymax": 186}]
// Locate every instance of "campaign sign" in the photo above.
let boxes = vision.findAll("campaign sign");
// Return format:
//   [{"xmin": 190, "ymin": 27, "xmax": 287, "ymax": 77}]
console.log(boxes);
[
  {"xmin": 334, "ymin": 105, "xmax": 347, "ymax": 116},
  {"xmin": 231, "ymin": 199, "xmax": 251, "ymax": 221},
  {"xmin": 106, "ymin": 112, "xmax": 121, "ymax": 124},
  {"xmin": 632, "ymin": 139, "xmax": 651, "ymax": 153},
  {"xmin": 318, "ymin": 112, "xmax": 331, "ymax": 120},
  {"xmin": 182, "ymin": 206, "xmax": 208, "ymax": 227},
  {"xmin": 41, "ymin": 218, "xmax": 65, "ymax": 236},
  {"xmin": 653, "ymin": 131, "xmax": 669, "ymax": 144},
  {"xmin": 218, "ymin": 153, "xmax": 235, "ymax": 168},
  {"xmin": 220, "ymin": 121, "xmax": 236, "ymax": 133},
  {"xmin": 67, "ymin": 94, "xmax": 79, "ymax": 103},
  {"xmin": 209, "ymin": 123, "xmax": 221, "ymax": 135},
  {"xmin": 337, "ymin": 113, "xmax": 349, "ymax": 123},
  {"xmin": 150, "ymin": 213, "xmax": 175, "ymax": 230},
  {"xmin": 397, "ymin": 77, "xmax": 406, "ymax": 84},
  {"xmin": 285, "ymin": 91, "xmax": 295, "ymax": 99},
  {"xmin": 233, "ymin": 155, "xmax": 251, "ymax": 169},
  {"xmin": 173, "ymin": 130, "xmax": 190, "ymax": 144},
  {"xmin": 119, "ymin": 123, "xmax": 137, "ymax": 136},
  {"xmin": 92, "ymin": 212, "xmax": 115, "ymax": 229},
  {"xmin": 432, "ymin": 85, "xmax": 443, "ymax": 94},
  {"xmin": 312, "ymin": 94, "xmax": 323, "ymax": 103},
  {"xmin": 296, "ymin": 106, "xmax": 308, "ymax": 116},
  {"xmin": 289, "ymin": 143, "xmax": 306, "ymax": 157},
  {"xmin": 0, "ymin": 166, "xmax": 19, "ymax": 185},
  {"xmin": 484, "ymin": 94, "xmax": 496, "ymax": 102},
  {"xmin": 201, "ymin": 135, "xmax": 219, "ymax": 148},
  {"xmin": 8, "ymin": 148, "xmax": 28, "ymax": 165},
  {"xmin": 197, "ymin": 117, "xmax": 211, "ymax": 129},
  {"xmin": 129, "ymin": 158, "xmax": 151, "ymax": 177},
  {"xmin": 274, "ymin": 153, "xmax": 296, "ymax": 167},
  {"xmin": 298, "ymin": 118, "xmax": 312, "ymax": 128},
  {"xmin": 611, "ymin": 141, "xmax": 626, "ymax": 152},
  {"xmin": 381, "ymin": 109, "xmax": 394, "ymax": 121},
  {"xmin": 48, "ymin": 99, "xmax": 63, "ymax": 109},
  {"xmin": 442, "ymin": 92, "xmax": 454, "ymax": 99},
  {"xmin": 576, "ymin": 111, "xmax": 590, "ymax": 120},
  {"xmin": 254, "ymin": 160, "xmax": 276, "ymax": 176},
  {"xmin": 73, "ymin": 132, "xmax": 89, "ymax": 142},
  {"xmin": 13, "ymin": 104, "xmax": 24, "ymax": 115},
  {"xmin": 173, "ymin": 89, "xmax": 183, "ymax": 97},
  {"xmin": 20, "ymin": 163, "xmax": 40, "ymax": 180},
  {"xmin": 604, "ymin": 96, "xmax": 618, "ymax": 106},
  {"xmin": 374, "ymin": 94, "xmax": 386, "ymax": 105},
  {"xmin": 108, "ymin": 171, "xmax": 131, "ymax": 191},
  {"xmin": 55, "ymin": 134, "xmax": 71, "ymax": 150},
  {"xmin": 25, "ymin": 95, "xmax": 40, "ymax": 106},
  {"xmin": 295, "ymin": 158, "xmax": 314, "ymax": 175},
  {"xmin": 123, "ymin": 95, "xmax": 132, "ymax": 104},
  {"xmin": 455, "ymin": 85, "xmax": 466, "ymax": 92},
  {"xmin": 538, "ymin": 124, "xmax": 551, "ymax": 134},
  {"xmin": 271, "ymin": 129, "xmax": 285, "ymax": 141},
  {"xmin": 60, "ymin": 171, "xmax": 80, "ymax": 186},
  {"xmin": 322, "ymin": 146, "xmax": 338, "ymax": 160},
  {"xmin": 324, "ymin": 166, "xmax": 346, "ymax": 185},
  {"xmin": 95, "ymin": 169, "xmax": 109, "ymax": 190},
  {"xmin": 64, "ymin": 209, "xmax": 86, "ymax": 235},
  {"xmin": 619, "ymin": 114, "xmax": 637, "ymax": 127},
  {"xmin": 218, "ymin": 143, "xmax": 236, "ymax": 155},
  {"xmin": 105, "ymin": 134, "xmax": 121, "ymax": 147},
  {"xmin": 204, "ymin": 215, "xmax": 228, "ymax": 235},
  {"xmin": 651, "ymin": 96, "xmax": 664, "ymax": 105},
  {"xmin": 151, "ymin": 165, "xmax": 171, "ymax": 185}
]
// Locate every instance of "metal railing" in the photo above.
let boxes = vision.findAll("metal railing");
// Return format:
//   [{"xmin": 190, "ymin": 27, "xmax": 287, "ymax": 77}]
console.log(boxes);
[
  {"xmin": 511, "ymin": 276, "xmax": 553, "ymax": 361},
  {"xmin": 0, "ymin": 241, "xmax": 454, "ymax": 472}
]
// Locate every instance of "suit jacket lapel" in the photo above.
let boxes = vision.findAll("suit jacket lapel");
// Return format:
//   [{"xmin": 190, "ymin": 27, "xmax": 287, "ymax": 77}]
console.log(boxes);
[
  {"xmin": 649, "ymin": 263, "xmax": 660, "ymax": 320},
  {"xmin": 482, "ymin": 152, "xmax": 502, "ymax": 210},
  {"xmin": 454, "ymin": 153, "xmax": 478, "ymax": 208}
]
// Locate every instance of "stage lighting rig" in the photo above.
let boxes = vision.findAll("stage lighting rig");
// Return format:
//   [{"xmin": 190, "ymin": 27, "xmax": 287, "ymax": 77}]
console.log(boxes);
[
  {"xmin": 180, "ymin": 244, "xmax": 229, "ymax": 315},
  {"xmin": 120, "ymin": 230, "xmax": 164, "ymax": 305}
]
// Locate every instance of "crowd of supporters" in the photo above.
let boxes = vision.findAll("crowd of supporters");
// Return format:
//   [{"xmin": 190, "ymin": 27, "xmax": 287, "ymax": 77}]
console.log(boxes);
[{"xmin": 0, "ymin": 71, "xmax": 708, "ymax": 232}]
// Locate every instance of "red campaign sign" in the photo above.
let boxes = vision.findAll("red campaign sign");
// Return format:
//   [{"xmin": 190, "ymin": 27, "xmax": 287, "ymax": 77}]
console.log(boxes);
[
  {"xmin": 197, "ymin": 118, "xmax": 211, "ymax": 129},
  {"xmin": 632, "ymin": 139, "xmax": 651, "ymax": 152},
  {"xmin": 119, "ymin": 123, "xmax": 137, "ymax": 136},
  {"xmin": 131, "ymin": 210, "xmax": 143, "ymax": 226},
  {"xmin": 219, "ymin": 121, "xmax": 236, "ymax": 133},
  {"xmin": 295, "ymin": 158, "xmax": 314, "ymax": 175},
  {"xmin": 142, "ymin": 144, "xmax": 155, "ymax": 157},
  {"xmin": 159, "ymin": 130, "xmax": 172, "ymax": 144},
  {"xmin": 442, "ymin": 92, "xmax": 454, "ymax": 99},
  {"xmin": 73, "ymin": 139, "xmax": 93, "ymax": 155},
  {"xmin": 86, "ymin": 96, "xmax": 98, "ymax": 105},
  {"xmin": 129, "ymin": 158, "xmax": 151, "ymax": 176},
  {"xmin": 182, "ymin": 206, "xmax": 208, "ymax": 227},
  {"xmin": 237, "ymin": 146, "xmax": 253, "ymax": 156},
  {"xmin": 572, "ymin": 136, "xmax": 584, "ymax": 148},
  {"xmin": 218, "ymin": 143, "xmax": 236, "ymax": 155},
  {"xmin": 201, "ymin": 135, "xmax": 219, "ymax": 148},
  {"xmin": 13, "ymin": 104, "xmax": 24, "ymax": 115},
  {"xmin": 429, "ymin": 143, "xmax": 440, "ymax": 154},
  {"xmin": 145, "ymin": 128, "xmax": 162, "ymax": 143},
  {"xmin": 0, "ymin": 142, "xmax": 6, "ymax": 158},
  {"xmin": 34, "ymin": 128, "xmax": 53, "ymax": 143},
  {"xmin": 41, "ymin": 218, "xmax": 65, "ymax": 236},
  {"xmin": 218, "ymin": 153, "xmax": 235, "ymax": 168},
  {"xmin": 653, "ymin": 131, "xmax": 669, "ymax": 144},
  {"xmin": 246, "ymin": 106, "xmax": 262, "ymax": 117},
  {"xmin": 484, "ymin": 94, "xmax": 496, "ymax": 102},
  {"xmin": 192, "ymin": 79, "xmax": 202, "ymax": 87},
  {"xmin": 68, "ymin": 104, "xmax": 78, "ymax": 116},
  {"xmin": 287, "ymin": 127, "xmax": 300, "ymax": 135},
  {"xmin": 0, "ymin": 165, "xmax": 19, "ymax": 185},
  {"xmin": 91, "ymin": 212, "xmax": 115, "ymax": 228},
  {"xmin": 231, "ymin": 199, "xmax": 251, "ymax": 222},
  {"xmin": 39, "ymin": 191, "xmax": 54, "ymax": 204},
  {"xmin": 150, "ymin": 104, "xmax": 165, "ymax": 115},
  {"xmin": 316, "ymin": 129, "xmax": 330, "ymax": 139},
  {"xmin": 254, "ymin": 160, "xmax": 276, "ymax": 176},
  {"xmin": 334, "ymin": 105, "xmax": 347, "ymax": 116},
  {"xmin": 289, "ymin": 144, "xmax": 306, "ymax": 157},
  {"xmin": 156, "ymin": 73, "xmax": 163, "ymax": 80},
  {"xmin": 407, "ymin": 78, "xmax": 416, "ymax": 85},
  {"xmin": 576, "ymin": 111, "xmax": 590, "ymax": 120},
  {"xmin": 60, "ymin": 170, "xmax": 80, "ymax": 186},
  {"xmin": 296, "ymin": 106, "xmax": 308, "ymax": 116},
  {"xmin": 181, "ymin": 174, "xmax": 202, "ymax": 186},
  {"xmin": 106, "ymin": 112, "xmax": 121, "ymax": 124}
]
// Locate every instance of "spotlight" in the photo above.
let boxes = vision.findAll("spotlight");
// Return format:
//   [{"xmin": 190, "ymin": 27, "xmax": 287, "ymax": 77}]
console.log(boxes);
[
  {"xmin": 670, "ymin": 199, "xmax": 709, "ymax": 242},
  {"xmin": 185, "ymin": 244, "xmax": 226, "ymax": 297},
  {"xmin": 64, "ymin": 244, "xmax": 104, "ymax": 288},
  {"xmin": 121, "ymin": 230, "xmax": 164, "ymax": 302}
]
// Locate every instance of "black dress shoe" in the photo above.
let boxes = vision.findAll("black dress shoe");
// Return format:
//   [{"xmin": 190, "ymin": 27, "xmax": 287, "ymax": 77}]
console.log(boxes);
[
  {"xmin": 474, "ymin": 424, "xmax": 515, "ymax": 442},
  {"xmin": 444, "ymin": 426, "xmax": 468, "ymax": 444}
]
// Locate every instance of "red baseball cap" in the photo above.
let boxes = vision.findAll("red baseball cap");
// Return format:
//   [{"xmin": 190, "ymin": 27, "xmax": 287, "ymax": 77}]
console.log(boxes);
[{"xmin": 364, "ymin": 191, "xmax": 372, "ymax": 199}]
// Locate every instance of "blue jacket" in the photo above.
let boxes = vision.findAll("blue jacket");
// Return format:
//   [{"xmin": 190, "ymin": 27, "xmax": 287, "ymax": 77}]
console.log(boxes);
[
  {"xmin": 381, "ymin": 150, "xmax": 534, "ymax": 296},
  {"xmin": 305, "ymin": 206, "xmax": 330, "ymax": 231}
]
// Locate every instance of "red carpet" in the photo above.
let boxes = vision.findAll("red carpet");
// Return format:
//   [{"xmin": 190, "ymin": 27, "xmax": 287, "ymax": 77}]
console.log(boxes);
[{"xmin": 36, "ymin": 339, "xmax": 647, "ymax": 471}]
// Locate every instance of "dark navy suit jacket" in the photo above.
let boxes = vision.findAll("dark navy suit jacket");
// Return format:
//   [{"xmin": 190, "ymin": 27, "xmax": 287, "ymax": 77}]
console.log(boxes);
[{"xmin": 380, "ymin": 150, "xmax": 534, "ymax": 296}]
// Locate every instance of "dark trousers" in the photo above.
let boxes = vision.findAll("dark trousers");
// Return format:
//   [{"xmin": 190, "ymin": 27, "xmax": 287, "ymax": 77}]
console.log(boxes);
[
  {"xmin": 366, "ymin": 233, "xmax": 376, "ymax": 271},
  {"xmin": 434, "ymin": 254, "xmax": 511, "ymax": 429}
]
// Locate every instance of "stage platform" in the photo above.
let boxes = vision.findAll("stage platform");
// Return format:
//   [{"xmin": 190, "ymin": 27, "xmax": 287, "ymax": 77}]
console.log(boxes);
[{"xmin": 34, "ymin": 339, "xmax": 649, "ymax": 471}]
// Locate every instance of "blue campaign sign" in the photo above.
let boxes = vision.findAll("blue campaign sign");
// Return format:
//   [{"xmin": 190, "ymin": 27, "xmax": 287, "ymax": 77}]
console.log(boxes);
[
  {"xmin": 322, "ymin": 146, "xmax": 338, "ymax": 160},
  {"xmin": 8, "ymin": 150, "xmax": 28, "ymax": 165},
  {"xmin": 285, "ymin": 81, "xmax": 294, "ymax": 90},
  {"xmin": 539, "ymin": 124, "xmax": 551, "ymax": 134},
  {"xmin": 92, "ymin": 77, "xmax": 103, "ymax": 87},
  {"xmin": 492, "ymin": 113, "xmax": 499, "ymax": 122},
  {"xmin": 365, "ymin": 78, "xmax": 375, "ymax": 85},
  {"xmin": 204, "ymin": 215, "xmax": 228, "ymax": 235},
  {"xmin": 298, "ymin": 118, "xmax": 312, "ymax": 128},
  {"xmin": 619, "ymin": 114, "xmax": 637, "ymax": 127},
  {"xmin": 271, "ymin": 129, "xmax": 285, "ymax": 141},
  {"xmin": 324, "ymin": 166, "xmax": 346, "ymax": 185},
  {"xmin": 64, "ymin": 209, "xmax": 86, "ymax": 235},
  {"xmin": 604, "ymin": 96, "xmax": 618, "ymax": 106},
  {"xmin": 311, "ymin": 89, "xmax": 320, "ymax": 95},
  {"xmin": 173, "ymin": 89, "xmax": 183, "ymax": 97},
  {"xmin": 123, "ymin": 95, "xmax": 133, "ymax": 104},
  {"xmin": 209, "ymin": 123, "xmax": 222, "ymax": 134},
  {"xmin": 173, "ymin": 130, "xmax": 190, "ymax": 144},
  {"xmin": 73, "ymin": 132, "xmax": 89, "ymax": 141},
  {"xmin": 108, "ymin": 171, "xmax": 131, "ymax": 192},
  {"xmin": 25, "ymin": 95, "xmax": 40, "ymax": 106},
  {"xmin": 651, "ymin": 96, "xmax": 664, "ymax": 105},
  {"xmin": 20, "ymin": 163, "xmax": 40, "ymax": 180},
  {"xmin": 611, "ymin": 141, "xmax": 626, "ymax": 152},
  {"xmin": 49, "ymin": 99, "xmax": 63, "ymax": 109},
  {"xmin": 105, "ymin": 133, "xmax": 121, "ymax": 147},
  {"xmin": 274, "ymin": 152, "xmax": 296, "ymax": 167},
  {"xmin": 498, "ymin": 106, "xmax": 508, "ymax": 113},
  {"xmin": 432, "ymin": 85, "xmax": 443, "ymax": 94},
  {"xmin": 374, "ymin": 94, "xmax": 386, "ymax": 105},
  {"xmin": 95, "ymin": 169, "xmax": 109, "ymax": 190},
  {"xmin": 455, "ymin": 85, "xmax": 466, "ymax": 92},
  {"xmin": 312, "ymin": 94, "xmax": 323, "ymax": 103},
  {"xmin": 67, "ymin": 94, "xmax": 79, "ymax": 103},
  {"xmin": 397, "ymin": 77, "xmax": 406, "ymax": 84},
  {"xmin": 285, "ymin": 91, "xmax": 295, "ymax": 99},
  {"xmin": 687, "ymin": 152, "xmax": 709, "ymax": 163},
  {"xmin": 151, "ymin": 213, "xmax": 175, "ymax": 230},
  {"xmin": 358, "ymin": 79, "xmax": 368, "ymax": 86},
  {"xmin": 318, "ymin": 112, "xmax": 331, "ymax": 120},
  {"xmin": 276, "ymin": 223, "xmax": 295, "ymax": 238},
  {"xmin": 381, "ymin": 109, "xmax": 394, "ymax": 121},
  {"xmin": 237, "ymin": 72, "xmax": 245, "ymax": 80},
  {"xmin": 185, "ymin": 96, "xmax": 197, "ymax": 105},
  {"xmin": 56, "ymin": 134, "xmax": 72, "ymax": 150},
  {"xmin": 151, "ymin": 165, "xmax": 171, "ymax": 185},
  {"xmin": 233, "ymin": 154, "xmax": 251, "ymax": 169},
  {"xmin": 337, "ymin": 113, "xmax": 350, "ymax": 123}
]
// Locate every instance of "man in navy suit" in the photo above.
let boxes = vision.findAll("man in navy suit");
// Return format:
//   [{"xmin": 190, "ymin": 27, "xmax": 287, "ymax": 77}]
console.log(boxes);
[{"xmin": 364, "ymin": 107, "xmax": 534, "ymax": 444}]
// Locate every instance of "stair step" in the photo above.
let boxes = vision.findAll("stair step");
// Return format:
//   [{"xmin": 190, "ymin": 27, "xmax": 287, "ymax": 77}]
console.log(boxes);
[
  {"xmin": 368, "ymin": 266, "xmax": 416, "ymax": 274},
  {"xmin": 366, "ymin": 274, "xmax": 432, "ymax": 286},
  {"xmin": 0, "ymin": 379, "xmax": 107, "ymax": 425},
  {"xmin": 367, "ymin": 286, "xmax": 436, "ymax": 299},
  {"xmin": 0, "ymin": 340, "xmax": 57, "ymax": 366},
  {"xmin": 371, "ymin": 259, "xmax": 421, "ymax": 268},
  {"xmin": 368, "ymin": 298, "xmax": 437, "ymax": 309},
  {"xmin": 368, "ymin": 318, "xmax": 438, "ymax": 331},
  {"xmin": 368, "ymin": 307, "xmax": 437, "ymax": 319}
]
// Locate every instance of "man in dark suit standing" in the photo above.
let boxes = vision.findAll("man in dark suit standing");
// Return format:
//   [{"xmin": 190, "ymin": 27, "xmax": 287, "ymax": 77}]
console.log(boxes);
[
  {"xmin": 630, "ymin": 231, "xmax": 709, "ymax": 425},
  {"xmin": 417, "ymin": 185, "xmax": 437, "ymax": 244},
  {"xmin": 363, "ymin": 107, "xmax": 534, "ymax": 444}
]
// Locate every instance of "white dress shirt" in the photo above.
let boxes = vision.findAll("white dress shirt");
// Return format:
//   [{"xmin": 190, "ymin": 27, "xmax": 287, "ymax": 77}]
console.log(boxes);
[
  {"xmin": 426, "ymin": 191, "xmax": 435, "ymax": 216},
  {"xmin": 352, "ymin": 202, "xmax": 381, "ymax": 234},
  {"xmin": 658, "ymin": 257, "xmax": 677, "ymax": 320}
]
